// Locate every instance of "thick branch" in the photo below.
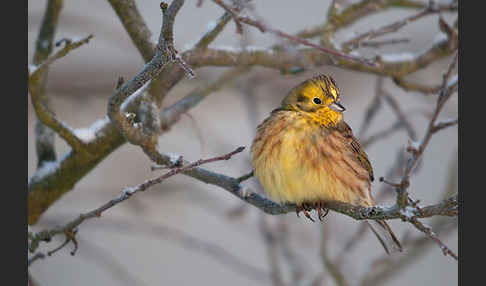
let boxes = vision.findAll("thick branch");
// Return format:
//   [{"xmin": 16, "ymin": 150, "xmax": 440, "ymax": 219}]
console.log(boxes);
[
  {"xmin": 107, "ymin": 0, "xmax": 187, "ymax": 145},
  {"xmin": 183, "ymin": 34, "xmax": 456, "ymax": 77}
]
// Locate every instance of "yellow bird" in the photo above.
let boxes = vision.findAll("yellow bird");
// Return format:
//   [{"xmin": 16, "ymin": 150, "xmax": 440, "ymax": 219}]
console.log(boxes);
[{"xmin": 251, "ymin": 74, "xmax": 402, "ymax": 254}]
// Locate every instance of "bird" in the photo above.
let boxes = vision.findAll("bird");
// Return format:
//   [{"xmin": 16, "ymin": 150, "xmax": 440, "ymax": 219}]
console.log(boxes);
[{"xmin": 251, "ymin": 74, "xmax": 402, "ymax": 254}]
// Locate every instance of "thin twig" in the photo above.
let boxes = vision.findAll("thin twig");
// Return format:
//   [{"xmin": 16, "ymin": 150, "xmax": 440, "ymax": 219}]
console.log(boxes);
[
  {"xmin": 236, "ymin": 15, "xmax": 376, "ymax": 67},
  {"xmin": 195, "ymin": 12, "xmax": 232, "ymax": 49},
  {"xmin": 381, "ymin": 90, "xmax": 417, "ymax": 140},
  {"xmin": 29, "ymin": 35, "xmax": 94, "ymax": 78},
  {"xmin": 28, "ymin": 147, "xmax": 245, "ymax": 254},
  {"xmin": 342, "ymin": 2, "xmax": 456, "ymax": 51},
  {"xmin": 360, "ymin": 219, "xmax": 457, "ymax": 286},
  {"xmin": 362, "ymin": 121, "xmax": 404, "ymax": 148},
  {"xmin": 408, "ymin": 218, "xmax": 457, "ymax": 260},
  {"xmin": 159, "ymin": 66, "xmax": 249, "ymax": 130},
  {"xmin": 395, "ymin": 55, "xmax": 458, "ymax": 208},
  {"xmin": 212, "ymin": 0, "xmax": 243, "ymax": 34},
  {"xmin": 431, "ymin": 118, "xmax": 458, "ymax": 133},
  {"xmin": 358, "ymin": 77, "xmax": 385, "ymax": 138}
]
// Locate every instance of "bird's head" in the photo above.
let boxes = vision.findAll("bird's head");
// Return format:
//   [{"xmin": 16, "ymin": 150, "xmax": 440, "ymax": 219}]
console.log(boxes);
[{"xmin": 281, "ymin": 74, "xmax": 345, "ymax": 125}]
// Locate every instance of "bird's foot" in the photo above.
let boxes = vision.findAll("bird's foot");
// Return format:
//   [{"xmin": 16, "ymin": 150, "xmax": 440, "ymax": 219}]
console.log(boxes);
[
  {"xmin": 315, "ymin": 201, "xmax": 329, "ymax": 221},
  {"xmin": 296, "ymin": 203, "xmax": 315, "ymax": 222}
]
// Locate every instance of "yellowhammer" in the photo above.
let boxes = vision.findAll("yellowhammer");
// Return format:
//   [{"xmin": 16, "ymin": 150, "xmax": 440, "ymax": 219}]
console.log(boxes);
[{"xmin": 251, "ymin": 74, "xmax": 402, "ymax": 254}]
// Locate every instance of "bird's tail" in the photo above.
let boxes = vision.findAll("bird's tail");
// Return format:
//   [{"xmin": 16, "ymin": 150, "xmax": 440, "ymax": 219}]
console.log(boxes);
[{"xmin": 366, "ymin": 220, "xmax": 402, "ymax": 254}]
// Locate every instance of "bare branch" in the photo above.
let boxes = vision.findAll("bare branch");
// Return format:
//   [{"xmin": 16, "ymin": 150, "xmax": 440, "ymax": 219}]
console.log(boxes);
[
  {"xmin": 182, "ymin": 31, "xmax": 456, "ymax": 77},
  {"xmin": 236, "ymin": 15, "xmax": 375, "ymax": 66},
  {"xmin": 30, "ymin": 0, "xmax": 64, "ymax": 166},
  {"xmin": 342, "ymin": 2, "xmax": 456, "ymax": 51},
  {"xmin": 28, "ymin": 146, "xmax": 245, "ymax": 254},
  {"xmin": 395, "ymin": 56, "xmax": 458, "ymax": 208},
  {"xmin": 381, "ymin": 90, "xmax": 417, "ymax": 140},
  {"xmin": 358, "ymin": 77, "xmax": 385, "ymax": 138},
  {"xmin": 212, "ymin": 0, "xmax": 243, "ymax": 34},
  {"xmin": 29, "ymin": 35, "xmax": 94, "ymax": 152},
  {"xmin": 29, "ymin": 35, "xmax": 94, "ymax": 78},
  {"xmin": 361, "ymin": 121, "xmax": 404, "ymax": 148},
  {"xmin": 392, "ymin": 77, "xmax": 441, "ymax": 94},
  {"xmin": 431, "ymin": 118, "xmax": 458, "ymax": 133},
  {"xmin": 194, "ymin": 12, "xmax": 232, "ymax": 49},
  {"xmin": 107, "ymin": 0, "xmax": 188, "ymax": 149},
  {"xmin": 107, "ymin": 0, "xmax": 155, "ymax": 62},
  {"xmin": 159, "ymin": 66, "xmax": 249, "ymax": 130},
  {"xmin": 360, "ymin": 219, "xmax": 457, "ymax": 286},
  {"xmin": 408, "ymin": 216, "xmax": 458, "ymax": 260}
]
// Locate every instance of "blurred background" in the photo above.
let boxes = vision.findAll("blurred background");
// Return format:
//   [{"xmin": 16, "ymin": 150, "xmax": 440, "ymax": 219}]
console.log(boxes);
[{"xmin": 28, "ymin": 1, "xmax": 458, "ymax": 285}]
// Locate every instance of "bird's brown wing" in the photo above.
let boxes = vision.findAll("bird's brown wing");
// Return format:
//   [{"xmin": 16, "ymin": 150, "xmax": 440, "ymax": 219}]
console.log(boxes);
[{"xmin": 335, "ymin": 121, "xmax": 374, "ymax": 182}]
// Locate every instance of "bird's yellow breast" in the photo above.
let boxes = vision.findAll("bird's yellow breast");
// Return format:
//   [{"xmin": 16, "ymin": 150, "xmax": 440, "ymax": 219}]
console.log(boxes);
[{"xmin": 251, "ymin": 110, "xmax": 372, "ymax": 206}]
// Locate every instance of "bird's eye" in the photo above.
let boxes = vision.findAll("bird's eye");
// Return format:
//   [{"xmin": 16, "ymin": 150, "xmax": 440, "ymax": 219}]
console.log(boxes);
[{"xmin": 313, "ymin": 98, "xmax": 322, "ymax": 104}]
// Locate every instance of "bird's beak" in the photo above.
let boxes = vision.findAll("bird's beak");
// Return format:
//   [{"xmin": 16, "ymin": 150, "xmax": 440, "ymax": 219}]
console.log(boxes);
[{"xmin": 329, "ymin": 101, "xmax": 346, "ymax": 112}]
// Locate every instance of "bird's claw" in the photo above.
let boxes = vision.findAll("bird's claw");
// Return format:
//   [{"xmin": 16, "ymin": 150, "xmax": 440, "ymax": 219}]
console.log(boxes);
[
  {"xmin": 296, "ymin": 203, "xmax": 315, "ymax": 222},
  {"xmin": 316, "ymin": 202, "xmax": 329, "ymax": 221}
]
